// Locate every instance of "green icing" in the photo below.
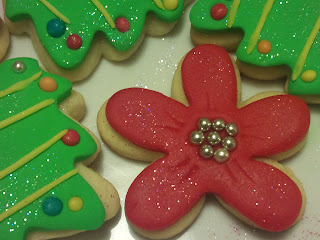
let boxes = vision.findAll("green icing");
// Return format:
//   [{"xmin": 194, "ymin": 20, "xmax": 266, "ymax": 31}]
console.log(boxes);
[
  {"xmin": 6, "ymin": 0, "xmax": 185, "ymax": 69},
  {"xmin": 190, "ymin": 0, "xmax": 320, "ymax": 96},
  {"xmin": 0, "ymin": 58, "xmax": 105, "ymax": 239}
]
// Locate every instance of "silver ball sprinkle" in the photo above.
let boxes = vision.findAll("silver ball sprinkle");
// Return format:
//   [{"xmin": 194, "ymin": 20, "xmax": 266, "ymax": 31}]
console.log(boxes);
[
  {"xmin": 207, "ymin": 131, "xmax": 221, "ymax": 145},
  {"xmin": 222, "ymin": 136, "xmax": 236, "ymax": 151},
  {"xmin": 200, "ymin": 145, "xmax": 214, "ymax": 159},
  {"xmin": 225, "ymin": 123, "xmax": 238, "ymax": 136},
  {"xmin": 214, "ymin": 148, "xmax": 229, "ymax": 162},
  {"xmin": 13, "ymin": 61, "xmax": 26, "ymax": 74},
  {"xmin": 190, "ymin": 131, "xmax": 205, "ymax": 145},
  {"xmin": 198, "ymin": 118, "xmax": 211, "ymax": 132},
  {"xmin": 212, "ymin": 119, "xmax": 225, "ymax": 131}
]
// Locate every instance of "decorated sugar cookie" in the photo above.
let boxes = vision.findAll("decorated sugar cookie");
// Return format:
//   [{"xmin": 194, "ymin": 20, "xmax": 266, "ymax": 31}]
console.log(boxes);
[
  {"xmin": 190, "ymin": 0, "xmax": 320, "ymax": 102},
  {"xmin": 97, "ymin": 45, "xmax": 309, "ymax": 239},
  {"xmin": 5, "ymin": 0, "xmax": 190, "ymax": 81},
  {"xmin": 0, "ymin": 58, "xmax": 120, "ymax": 239},
  {"xmin": 0, "ymin": 18, "xmax": 9, "ymax": 60}
]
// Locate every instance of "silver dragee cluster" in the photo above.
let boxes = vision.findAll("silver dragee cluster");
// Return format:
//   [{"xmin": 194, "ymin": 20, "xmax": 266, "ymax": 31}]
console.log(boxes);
[{"xmin": 190, "ymin": 118, "xmax": 238, "ymax": 162}]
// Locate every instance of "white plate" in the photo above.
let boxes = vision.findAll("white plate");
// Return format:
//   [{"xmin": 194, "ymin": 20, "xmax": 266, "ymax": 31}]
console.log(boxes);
[{"xmin": 1, "ymin": 2, "xmax": 320, "ymax": 240}]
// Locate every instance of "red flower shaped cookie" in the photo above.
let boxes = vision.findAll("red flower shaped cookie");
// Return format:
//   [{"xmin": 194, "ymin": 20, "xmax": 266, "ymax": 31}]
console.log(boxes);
[
  {"xmin": 97, "ymin": 45, "xmax": 310, "ymax": 238},
  {"xmin": 0, "ymin": 18, "xmax": 9, "ymax": 60}
]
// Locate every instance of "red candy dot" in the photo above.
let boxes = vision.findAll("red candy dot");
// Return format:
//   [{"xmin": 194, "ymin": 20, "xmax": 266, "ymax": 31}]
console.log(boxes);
[
  {"xmin": 211, "ymin": 4, "xmax": 228, "ymax": 20},
  {"xmin": 116, "ymin": 17, "xmax": 130, "ymax": 33},
  {"xmin": 66, "ymin": 34, "xmax": 82, "ymax": 50},
  {"xmin": 62, "ymin": 130, "xmax": 80, "ymax": 146}
]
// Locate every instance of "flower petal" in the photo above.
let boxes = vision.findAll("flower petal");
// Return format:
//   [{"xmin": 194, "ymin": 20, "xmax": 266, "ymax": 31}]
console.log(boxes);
[
  {"xmin": 181, "ymin": 45, "xmax": 238, "ymax": 112},
  {"xmin": 106, "ymin": 88, "xmax": 188, "ymax": 153},
  {"xmin": 215, "ymin": 158, "xmax": 303, "ymax": 232},
  {"xmin": 237, "ymin": 95, "xmax": 310, "ymax": 157},
  {"xmin": 125, "ymin": 154, "xmax": 204, "ymax": 231}
]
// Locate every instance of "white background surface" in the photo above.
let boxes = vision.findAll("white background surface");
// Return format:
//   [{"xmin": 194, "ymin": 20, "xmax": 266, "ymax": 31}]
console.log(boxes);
[{"xmin": 1, "ymin": 2, "xmax": 320, "ymax": 240}]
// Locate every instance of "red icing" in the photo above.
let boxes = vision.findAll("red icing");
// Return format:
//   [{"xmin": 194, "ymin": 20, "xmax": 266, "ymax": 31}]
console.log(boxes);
[
  {"xmin": 116, "ymin": 17, "xmax": 130, "ymax": 33},
  {"xmin": 211, "ymin": 4, "xmax": 228, "ymax": 20},
  {"xmin": 106, "ymin": 45, "xmax": 310, "ymax": 232},
  {"xmin": 62, "ymin": 129, "xmax": 80, "ymax": 146},
  {"xmin": 66, "ymin": 34, "xmax": 82, "ymax": 50}
]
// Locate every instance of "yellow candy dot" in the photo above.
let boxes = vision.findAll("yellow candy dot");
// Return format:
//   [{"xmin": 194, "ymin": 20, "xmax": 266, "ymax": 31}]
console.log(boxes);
[
  {"xmin": 39, "ymin": 77, "xmax": 57, "ymax": 92},
  {"xmin": 163, "ymin": 0, "xmax": 179, "ymax": 11},
  {"xmin": 68, "ymin": 197, "xmax": 83, "ymax": 212},
  {"xmin": 301, "ymin": 70, "xmax": 317, "ymax": 82}
]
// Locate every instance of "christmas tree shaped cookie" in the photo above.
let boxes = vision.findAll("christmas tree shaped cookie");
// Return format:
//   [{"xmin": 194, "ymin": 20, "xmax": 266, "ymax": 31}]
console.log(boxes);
[
  {"xmin": 190, "ymin": 0, "xmax": 320, "ymax": 102},
  {"xmin": 0, "ymin": 18, "xmax": 9, "ymax": 60},
  {"xmin": 5, "ymin": 0, "xmax": 190, "ymax": 81},
  {"xmin": 0, "ymin": 58, "xmax": 120, "ymax": 239}
]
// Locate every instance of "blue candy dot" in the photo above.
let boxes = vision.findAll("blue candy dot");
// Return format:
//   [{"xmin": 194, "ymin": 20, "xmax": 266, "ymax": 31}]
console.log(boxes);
[
  {"xmin": 42, "ymin": 197, "xmax": 63, "ymax": 216},
  {"xmin": 47, "ymin": 19, "xmax": 66, "ymax": 38}
]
